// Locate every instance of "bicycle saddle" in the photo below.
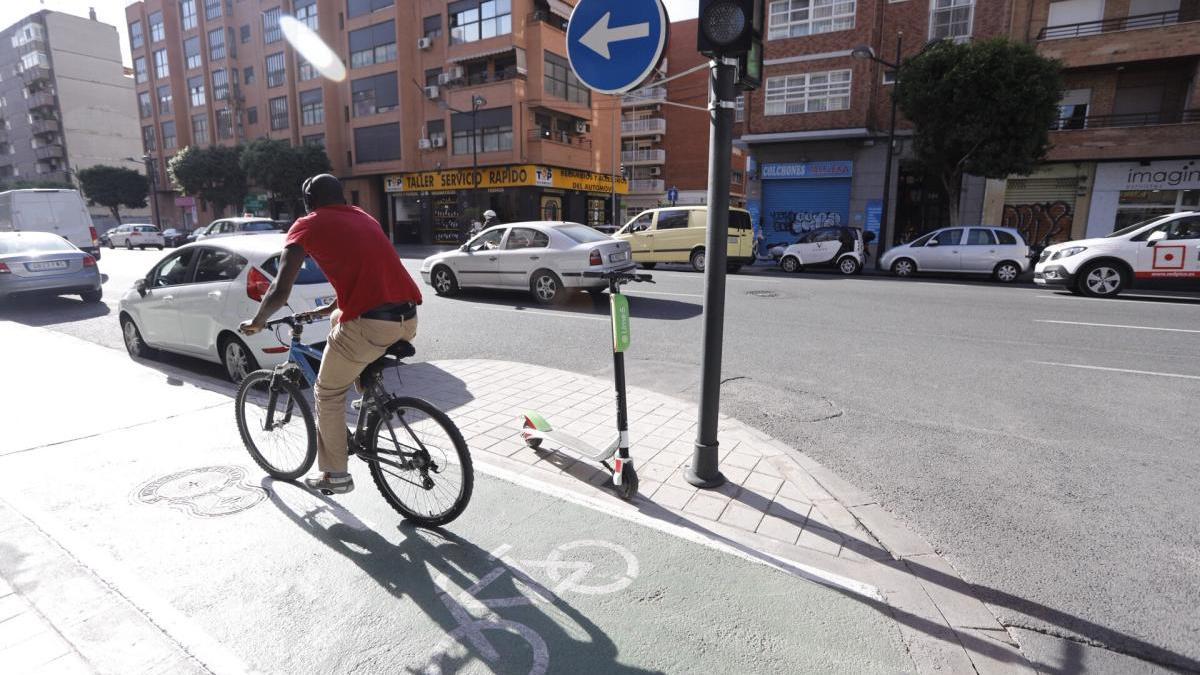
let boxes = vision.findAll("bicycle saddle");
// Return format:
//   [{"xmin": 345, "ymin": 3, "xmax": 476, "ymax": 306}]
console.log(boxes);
[{"xmin": 360, "ymin": 340, "xmax": 415, "ymax": 386}]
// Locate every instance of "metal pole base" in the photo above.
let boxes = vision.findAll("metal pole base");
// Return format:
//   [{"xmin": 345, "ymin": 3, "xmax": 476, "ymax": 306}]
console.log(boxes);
[
  {"xmin": 683, "ymin": 465, "xmax": 726, "ymax": 489},
  {"xmin": 684, "ymin": 441, "xmax": 726, "ymax": 489}
]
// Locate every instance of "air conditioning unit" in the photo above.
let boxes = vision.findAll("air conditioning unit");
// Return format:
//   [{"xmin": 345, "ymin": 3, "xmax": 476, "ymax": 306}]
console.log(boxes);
[
  {"xmin": 437, "ymin": 72, "xmax": 453, "ymax": 86},
  {"xmin": 417, "ymin": 36, "xmax": 432, "ymax": 50},
  {"xmin": 424, "ymin": 85, "xmax": 439, "ymax": 99},
  {"xmin": 448, "ymin": 65, "xmax": 464, "ymax": 80},
  {"xmin": 574, "ymin": 121, "xmax": 589, "ymax": 134},
  {"xmin": 431, "ymin": 136, "xmax": 446, "ymax": 148},
  {"xmin": 649, "ymin": 167, "xmax": 662, "ymax": 176},
  {"xmin": 652, "ymin": 135, "xmax": 663, "ymax": 143},
  {"xmin": 418, "ymin": 138, "xmax": 432, "ymax": 150}
]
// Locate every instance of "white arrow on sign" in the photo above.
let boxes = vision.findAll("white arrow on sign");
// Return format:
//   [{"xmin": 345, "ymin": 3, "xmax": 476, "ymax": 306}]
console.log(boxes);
[{"xmin": 579, "ymin": 12, "xmax": 651, "ymax": 60}]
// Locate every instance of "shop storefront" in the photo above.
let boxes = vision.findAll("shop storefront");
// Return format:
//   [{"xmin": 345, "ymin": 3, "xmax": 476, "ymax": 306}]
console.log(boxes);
[
  {"xmin": 1087, "ymin": 159, "xmax": 1200, "ymax": 238},
  {"xmin": 384, "ymin": 164, "xmax": 626, "ymax": 245},
  {"xmin": 997, "ymin": 164, "xmax": 1092, "ymax": 246},
  {"xmin": 758, "ymin": 161, "xmax": 853, "ymax": 249}
]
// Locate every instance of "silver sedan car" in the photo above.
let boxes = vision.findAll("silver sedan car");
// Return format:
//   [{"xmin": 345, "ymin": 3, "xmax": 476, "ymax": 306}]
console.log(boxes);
[
  {"xmin": 420, "ymin": 222, "xmax": 634, "ymax": 304},
  {"xmin": 0, "ymin": 231, "xmax": 102, "ymax": 303}
]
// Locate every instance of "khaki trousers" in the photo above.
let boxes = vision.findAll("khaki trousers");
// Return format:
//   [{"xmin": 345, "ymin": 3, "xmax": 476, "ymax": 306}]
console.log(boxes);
[{"xmin": 315, "ymin": 310, "xmax": 417, "ymax": 473}]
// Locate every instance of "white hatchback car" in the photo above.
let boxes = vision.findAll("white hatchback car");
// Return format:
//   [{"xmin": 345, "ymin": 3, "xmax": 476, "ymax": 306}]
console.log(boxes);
[
  {"xmin": 107, "ymin": 224, "xmax": 164, "ymax": 250},
  {"xmin": 881, "ymin": 226, "xmax": 1030, "ymax": 282},
  {"xmin": 420, "ymin": 221, "xmax": 634, "ymax": 304},
  {"xmin": 1034, "ymin": 211, "xmax": 1200, "ymax": 297},
  {"xmin": 776, "ymin": 226, "xmax": 866, "ymax": 275},
  {"xmin": 192, "ymin": 217, "xmax": 279, "ymax": 241},
  {"xmin": 118, "ymin": 234, "xmax": 334, "ymax": 381}
]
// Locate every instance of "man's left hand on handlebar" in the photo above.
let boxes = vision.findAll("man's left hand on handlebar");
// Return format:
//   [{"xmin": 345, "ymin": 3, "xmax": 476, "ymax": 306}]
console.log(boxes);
[{"xmin": 238, "ymin": 319, "xmax": 265, "ymax": 336}]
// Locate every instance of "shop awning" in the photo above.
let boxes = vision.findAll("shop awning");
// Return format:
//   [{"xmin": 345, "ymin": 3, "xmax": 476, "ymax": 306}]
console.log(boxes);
[
  {"xmin": 447, "ymin": 46, "xmax": 515, "ymax": 63},
  {"xmin": 548, "ymin": 0, "xmax": 573, "ymax": 19}
]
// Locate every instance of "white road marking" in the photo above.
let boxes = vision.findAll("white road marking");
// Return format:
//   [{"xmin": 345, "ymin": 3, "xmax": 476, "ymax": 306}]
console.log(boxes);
[
  {"xmin": 624, "ymin": 289, "xmax": 703, "ymax": 299},
  {"xmin": 1032, "ymin": 361, "xmax": 1200, "ymax": 381},
  {"xmin": 473, "ymin": 306, "xmax": 607, "ymax": 322},
  {"xmin": 1037, "ymin": 293, "xmax": 1200, "ymax": 304},
  {"xmin": 1034, "ymin": 320, "xmax": 1200, "ymax": 334}
]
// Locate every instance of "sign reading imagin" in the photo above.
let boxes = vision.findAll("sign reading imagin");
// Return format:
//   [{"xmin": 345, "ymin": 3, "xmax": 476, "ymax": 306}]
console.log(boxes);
[{"xmin": 386, "ymin": 165, "xmax": 629, "ymax": 194}]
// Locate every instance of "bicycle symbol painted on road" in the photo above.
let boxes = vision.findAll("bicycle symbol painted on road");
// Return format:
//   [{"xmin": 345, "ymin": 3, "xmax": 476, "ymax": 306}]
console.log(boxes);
[{"xmin": 420, "ymin": 539, "xmax": 639, "ymax": 675}]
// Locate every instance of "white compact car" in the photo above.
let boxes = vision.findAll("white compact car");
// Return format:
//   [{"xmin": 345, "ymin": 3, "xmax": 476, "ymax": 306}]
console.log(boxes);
[
  {"xmin": 776, "ymin": 226, "xmax": 866, "ymax": 275},
  {"xmin": 192, "ymin": 217, "xmax": 279, "ymax": 241},
  {"xmin": 118, "ymin": 234, "xmax": 334, "ymax": 381},
  {"xmin": 106, "ymin": 223, "xmax": 165, "ymax": 250},
  {"xmin": 420, "ymin": 221, "xmax": 635, "ymax": 304},
  {"xmin": 1034, "ymin": 211, "xmax": 1200, "ymax": 297},
  {"xmin": 881, "ymin": 226, "xmax": 1030, "ymax": 282}
]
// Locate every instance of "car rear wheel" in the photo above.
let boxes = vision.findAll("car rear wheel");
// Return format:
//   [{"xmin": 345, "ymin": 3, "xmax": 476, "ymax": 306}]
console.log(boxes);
[
  {"xmin": 993, "ymin": 261, "xmax": 1021, "ymax": 283},
  {"xmin": 690, "ymin": 248, "xmax": 706, "ymax": 273},
  {"xmin": 120, "ymin": 315, "xmax": 156, "ymax": 360},
  {"xmin": 781, "ymin": 256, "xmax": 801, "ymax": 274},
  {"xmin": 891, "ymin": 258, "xmax": 916, "ymax": 278},
  {"xmin": 80, "ymin": 290, "xmax": 102, "ymax": 303},
  {"xmin": 221, "ymin": 334, "xmax": 259, "ymax": 383},
  {"xmin": 125, "ymin": 239, "xmax": 133, "ymax": 250},
  {"xmin": 838, "ymin": 256, "xmax": 861, "ymax": 275},
  {"xmin": 431, "ymin": 266, "xmax": 459, "ymax": 297},
  {"xmin": 1078, "ymin": 262, "xmax": 1126, "ymax": 297},
  {"xmin": 530, "ymin": 270, "xmax": 564, "ymax": 305}
]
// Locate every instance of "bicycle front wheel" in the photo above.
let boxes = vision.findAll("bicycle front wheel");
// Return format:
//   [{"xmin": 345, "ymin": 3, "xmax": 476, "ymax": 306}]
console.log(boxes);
[
  {"xmin": 367, "ymin": 397, "xmax": 473, "ymax": 527},
  {"xmin": 235, "ymin": 369, "xmax": 316, "ymax": 480}
]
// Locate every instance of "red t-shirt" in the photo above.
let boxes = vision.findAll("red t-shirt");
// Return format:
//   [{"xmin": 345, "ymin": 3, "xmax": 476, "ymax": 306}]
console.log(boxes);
[{"xmin": 285, "ymin": 205, "xmax": 422, "ymax": 322}]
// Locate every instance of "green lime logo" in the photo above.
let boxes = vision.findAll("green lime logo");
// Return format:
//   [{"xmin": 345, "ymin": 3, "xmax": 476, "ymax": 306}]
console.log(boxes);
[{"xmin": 611, "ymin": 294, "xmax": 631, "ymax": 353}]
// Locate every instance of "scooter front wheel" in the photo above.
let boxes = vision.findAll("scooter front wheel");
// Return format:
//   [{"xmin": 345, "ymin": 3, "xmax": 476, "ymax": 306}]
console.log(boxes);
[{"xmin": 616, "ymin": 464, "xmax": 638, "ymax": 500}]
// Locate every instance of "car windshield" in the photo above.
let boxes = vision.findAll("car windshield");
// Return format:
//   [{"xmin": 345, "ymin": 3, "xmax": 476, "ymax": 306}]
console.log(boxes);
[
  {"xmin": 555, "ymin": 223, "xmax": 609, "ymax": 244},
  {"xmin": 261, "ymin": 254, "xmax": 328, "ymax": 285},
  {"xmin": 1106, "ymin": 215, "xmax": 1172, "ymax": 238},
  {"xmin": 243, "ymin": 221, "xmax": 275, "ymax": 232},
  {"xmin": 0, "ymin": 232, "xmax": 77, "ymax": 255},
  {"xmin": 730, "ymin": 211, "xmax": 752, "ymax": 231}
]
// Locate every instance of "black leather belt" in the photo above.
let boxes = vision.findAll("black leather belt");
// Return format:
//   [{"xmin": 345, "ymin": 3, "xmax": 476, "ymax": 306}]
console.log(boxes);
[{"xmin": 361, "ymin": 302, "xmax": 416, "ymax": 322}]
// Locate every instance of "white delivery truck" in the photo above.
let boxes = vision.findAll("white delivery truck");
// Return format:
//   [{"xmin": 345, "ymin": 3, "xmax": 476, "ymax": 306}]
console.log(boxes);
[{"xmin": 0, "ymin": 189, "xmax": 102, "ymax": 260}]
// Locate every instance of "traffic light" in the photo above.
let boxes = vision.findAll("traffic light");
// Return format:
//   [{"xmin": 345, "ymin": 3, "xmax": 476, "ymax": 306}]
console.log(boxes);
[
  {"xmin": 697, "ymin": 0, "xmax": 757, "ymax": 58},
  {"xmin": 737, "ymin": 0, "xmax": 764, "ymax": 90}
]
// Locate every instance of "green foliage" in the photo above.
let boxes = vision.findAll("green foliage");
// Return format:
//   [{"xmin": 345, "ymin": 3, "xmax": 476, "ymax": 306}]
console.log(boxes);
[
  {"xmin": 1, "ymin": 179, "xmax": 74, "ymax": 190},
  {"xmin": 167, "ymin": 145, "xmax": 247, "ymax": 217},
  {"xmin": 895, "ymin": 38, "xmax": 1062, "ymax": 225},
  {"xmin": 240, "ymin": 139, "xmax": 332, "ymax": 215},
  {"xmin": 76, "ymin": 165, "xmax": 148, "ymax": 224}
]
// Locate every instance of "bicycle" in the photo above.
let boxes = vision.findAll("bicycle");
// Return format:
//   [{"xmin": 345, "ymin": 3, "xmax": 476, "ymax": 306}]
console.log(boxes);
[{"xmin": 234, "ymin": 314, "xmax": 473, "ymax": 527}]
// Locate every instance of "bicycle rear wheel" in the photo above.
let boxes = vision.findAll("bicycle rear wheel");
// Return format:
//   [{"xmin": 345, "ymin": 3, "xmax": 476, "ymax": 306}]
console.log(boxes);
[
  {"xmin": 367, "ymin": 397, "xmax": 473, "ymax": 527},
  {"xmin": 235, "ymin": 369, "xmax": 316, "ymax": 480}
]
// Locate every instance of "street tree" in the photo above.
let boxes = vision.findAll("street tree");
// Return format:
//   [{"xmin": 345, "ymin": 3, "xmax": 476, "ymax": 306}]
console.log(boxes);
[
  {"xmin": 167, "ymin": 145, "xmax": 247, "ymax": 217},
  {"xmin": 240, "ymin": 139, "xmax": 332, "ymax": 217},
  {"xmin": 894, "ymin": 38, "xmax": 1062, "ymax": 226},
  {"xmin": 76, "ymin": 165, "xmax": 148, "ymax": 224}
]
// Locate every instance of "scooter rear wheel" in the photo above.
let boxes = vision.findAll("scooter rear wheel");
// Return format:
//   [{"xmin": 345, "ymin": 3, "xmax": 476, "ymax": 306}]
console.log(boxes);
[{"xmin": 616, "ymin": 464, "xmax": 638, "ymax": 500}]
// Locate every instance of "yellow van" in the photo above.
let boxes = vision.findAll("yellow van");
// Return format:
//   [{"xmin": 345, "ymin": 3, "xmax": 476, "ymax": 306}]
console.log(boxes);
[{"xmin": 615, "ymin": 206, "xmax": 755, "ymax": 273}]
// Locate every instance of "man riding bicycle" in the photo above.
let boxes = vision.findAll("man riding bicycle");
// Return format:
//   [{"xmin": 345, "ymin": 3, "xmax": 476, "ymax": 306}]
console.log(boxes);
[{"xmin": 240, "ymin": 174, "xmax": 422, "ymax": 495}]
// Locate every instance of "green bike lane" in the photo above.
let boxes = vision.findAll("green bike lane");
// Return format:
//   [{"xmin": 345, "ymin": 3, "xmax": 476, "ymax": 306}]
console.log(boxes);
[{"xmin": 0, "ymin": 323, "xmax": 914, "ymax": 674}]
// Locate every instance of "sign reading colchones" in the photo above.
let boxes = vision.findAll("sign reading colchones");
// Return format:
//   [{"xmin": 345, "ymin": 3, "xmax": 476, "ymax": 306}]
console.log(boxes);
[{"xmin": 385, "ymin": 165, "xmax": 628, "ymax": 195}]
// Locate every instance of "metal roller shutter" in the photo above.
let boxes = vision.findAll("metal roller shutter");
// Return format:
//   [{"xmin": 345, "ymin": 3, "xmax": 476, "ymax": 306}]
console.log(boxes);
[{"xmin": 761, "ymin": 178, "xmax": 852, "ymax": 247}]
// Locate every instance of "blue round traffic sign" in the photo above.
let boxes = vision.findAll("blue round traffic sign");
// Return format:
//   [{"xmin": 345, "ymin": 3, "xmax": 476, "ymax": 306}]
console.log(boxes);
[{"xmin": 567, "ymin": 0, "xmax": 668, "ymax": 95}]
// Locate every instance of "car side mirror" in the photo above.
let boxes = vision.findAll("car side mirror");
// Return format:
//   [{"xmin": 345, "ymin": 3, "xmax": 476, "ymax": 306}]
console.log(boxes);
[
  {"xmin": 928, "ymin": 239, "xmax": 940, "ymax": 247},
  {"xmin": 863, "ymin": 231, "xmax": 876, "ymax": 244},
  {"xmin": 1146, "ymin": 231, "xmax": 1167, "ymax": 246},
  {"xmin": 135, "ymin": 278, "xmax": 148, "ymax": 297}
]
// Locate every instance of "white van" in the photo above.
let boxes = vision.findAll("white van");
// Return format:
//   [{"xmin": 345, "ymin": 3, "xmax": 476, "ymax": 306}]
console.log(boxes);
[{"xmin": 0, "ymin": 189, "xmax": 102, "ymax": 260}]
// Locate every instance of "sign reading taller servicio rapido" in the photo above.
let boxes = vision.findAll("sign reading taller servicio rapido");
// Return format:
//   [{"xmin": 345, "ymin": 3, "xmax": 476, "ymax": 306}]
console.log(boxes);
[{"xmin": 567, "ymin": 0, "xmax": 668, "ymax": 95}]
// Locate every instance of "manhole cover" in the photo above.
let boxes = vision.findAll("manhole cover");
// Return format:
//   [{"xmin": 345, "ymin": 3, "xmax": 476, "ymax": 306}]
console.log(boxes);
[
  {"xmin": 136, "ymin": 465, "xmax": 266, "ymax": 518},
  {"xmin": 746, "ymin": 290, "xmax": 778, "ymax": 298}
]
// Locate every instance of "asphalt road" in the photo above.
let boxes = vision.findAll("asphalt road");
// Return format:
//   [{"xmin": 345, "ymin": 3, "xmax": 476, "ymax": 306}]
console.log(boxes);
[{"xmin": 3, "ymin": 246, "xmax": 1199, "ymax": 671}]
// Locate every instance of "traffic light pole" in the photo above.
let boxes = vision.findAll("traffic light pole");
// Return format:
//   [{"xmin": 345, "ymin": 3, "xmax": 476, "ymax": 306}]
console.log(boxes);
[{"xmin": 685, "ymin": 57, "xmax": 736, "ymax": 489}]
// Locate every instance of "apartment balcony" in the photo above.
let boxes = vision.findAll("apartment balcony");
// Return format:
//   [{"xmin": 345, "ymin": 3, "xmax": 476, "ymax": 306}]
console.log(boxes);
[
  {"xmin": 629, "ymin": 179, "xmax": 665, "ymax": 193},
  {"xmin": 621, "ymin": 118, "xmax": 666, "ymax": 136},
  {"xmin": 35, "ymin": 144, "xmax": 65, "ymax": 161},
  {"xmin": 1036, "ymin": 11, "xmax": 1200, "ymax": 67},
  {"xmin": 27, "ymin": 92, "xmax": 56, "ymax": 111},
  {"xmin": 19, "ymin": 65, "xmax": 51, "ymax": 84},
  {"xmin": 1047, "ymin": 109, "xmax": 1200, "ymax": 161},
  {"xmin": 31, "ymin": 119, "xmax": 59, "ymax": 136},
  {"xmin": 621, "ymin": 149, "xmax": 666, "ymax": 164},
  {"xmin": 622, "ymin": 87, "xmax": 667, "ymax": 106},
  {"xmin": 525, "ymin": 128, "xmax": 592, "ymax": 167}
]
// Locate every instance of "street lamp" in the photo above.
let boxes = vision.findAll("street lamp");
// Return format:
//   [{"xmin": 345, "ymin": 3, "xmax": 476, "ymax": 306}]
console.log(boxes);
[
  {"xmin": 125, "ymin": 154, "xmax": 161, "ymax": 230},
  {"xmin": 852, "ymin": 34, "xmax": 902, "ymax": 269}
]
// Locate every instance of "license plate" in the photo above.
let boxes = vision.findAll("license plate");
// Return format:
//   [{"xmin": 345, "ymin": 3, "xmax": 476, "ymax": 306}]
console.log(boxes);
[
  {"xmin": 26, "ymin": 260, "xmax": 68, "ymax": 271},
  {"xmin": 315, "ymin": 295, "xmax": 334, "ymax": 307},
  {"xmin": 609, "ymin": 251, "xmax": 627, "ymax": 262}
]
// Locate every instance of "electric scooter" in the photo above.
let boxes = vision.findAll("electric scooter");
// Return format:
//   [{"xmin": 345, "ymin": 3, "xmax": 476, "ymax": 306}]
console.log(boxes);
[{"xmin": 520, "ymin": 268, "xmax": 653, "ymax": 500}]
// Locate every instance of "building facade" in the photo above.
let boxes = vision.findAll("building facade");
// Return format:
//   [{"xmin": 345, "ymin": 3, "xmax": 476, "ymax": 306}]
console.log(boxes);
[
  {"xmin": 985, "ymin": 0, "xmax": 1200, "ymax": 242},
  {"xmin": 124, "ymin": 0, "xmax": 624, "ymax": 242},
  {"xmin": 0, "ymin": 10, "xmax": 146, "ymax": 228}
]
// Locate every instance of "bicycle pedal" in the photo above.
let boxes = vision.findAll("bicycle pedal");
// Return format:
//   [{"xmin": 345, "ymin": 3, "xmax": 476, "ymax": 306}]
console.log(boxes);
[
  {"xmin": 351, "ymin": 398, "xmax": 364, "ymax": 411},
  {"xmin": 320, "ymin": 489, "xmax": 334, "ymax": 496}
]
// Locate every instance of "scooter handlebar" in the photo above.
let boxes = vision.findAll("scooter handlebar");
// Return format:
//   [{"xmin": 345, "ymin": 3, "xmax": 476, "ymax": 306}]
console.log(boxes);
[{"xmin": 583, "ymin": 269, "xmax": 654, "ymax": 283}]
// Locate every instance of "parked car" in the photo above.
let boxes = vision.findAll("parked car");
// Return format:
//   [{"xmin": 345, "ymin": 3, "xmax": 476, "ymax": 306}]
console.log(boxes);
[
  {"xmin": 118, "ymin": 234, "xmax": 334, "ymax": 382},
  {"xmin": 420, "ymin": 221, "xmax": 634, "ymax": 304},
  {"xmin": 881, "ymin": 227, "xmax": 1030, "ymax": 282},
  {"xmin": 161, "ymin": 228, "xmax": 189, "ymax": 247},
  {"xmin": 106, "ymin": 223, "xmax": 164, "ymax": 250},
  {"xmin": 614, "ymin": 206, "xmax": 755, "ymax": 273},
  {"xmin": 1034, "ymin": 211, "xmax": 1200, "ymax": 297},
  {"xmin": 192, "ymin": 217, "xmax": 278, "ymax": 241},
  {"xmin": 0, "ymin": 231, "xmax": 102, "ymax": 303},
  {"xmin": 776, "ymin": 226, "xmax": 867, "ymax": 275},
  {"xmin": 0, "ymin": 188, "xmax": 101, "ymax": 260}
]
